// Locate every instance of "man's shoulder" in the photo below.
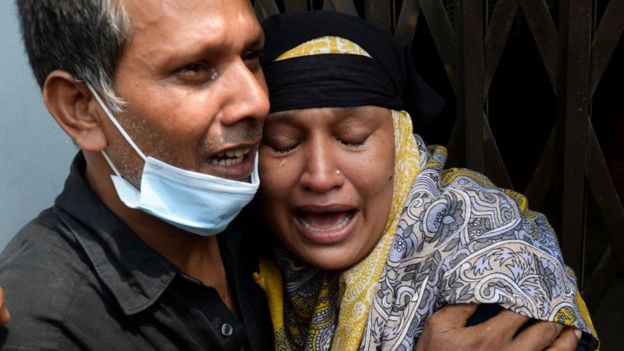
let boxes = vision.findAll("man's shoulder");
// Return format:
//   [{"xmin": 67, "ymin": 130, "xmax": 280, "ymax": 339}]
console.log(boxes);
[
  {"xmin": 0, "ymin": 207, "xmax": 86, "ymax": 269},
  {"xmin": 0, "ymin": 206, "xmax": 94, "ymax": 299},
  {"xmin": 0, "ymin": 208, "xmax": 103, "ymax": 349}
]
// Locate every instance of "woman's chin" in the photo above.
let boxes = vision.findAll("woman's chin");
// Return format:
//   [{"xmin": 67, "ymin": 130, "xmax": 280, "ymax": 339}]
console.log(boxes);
[{"xmin": 292, "ymin": 246, "xmax": 363, "ymax": 271}]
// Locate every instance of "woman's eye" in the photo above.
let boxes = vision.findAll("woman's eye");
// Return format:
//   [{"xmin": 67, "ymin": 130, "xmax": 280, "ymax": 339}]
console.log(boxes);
[
  {"xmin": 338, "ymin": 137, "xmax": 367, "ymax": 148},
  {"xmin": 270, "ymin": 144, "xmax": 296, "ymax": 154},
  {"xmin": 263, "ymin": 137, "xmax": 298, "ymax": 155}
]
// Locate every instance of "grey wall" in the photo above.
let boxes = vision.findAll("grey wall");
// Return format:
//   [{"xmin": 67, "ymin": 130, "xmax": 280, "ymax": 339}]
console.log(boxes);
[{"xmin": 0, "ymin": 2, "xmax": 76, "ymax": 249}]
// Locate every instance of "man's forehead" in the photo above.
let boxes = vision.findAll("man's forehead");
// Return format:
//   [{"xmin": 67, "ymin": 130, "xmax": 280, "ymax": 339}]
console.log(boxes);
[
  {"xmin": 119, "ymin": 0, "xmax": 260, "ymax": 32},
  {"xmin": 121, "ymin": 0, "xmax": 219, "ymax": 28},
  {"xmin": 117, "ymin": 0, "xmax": 263, "ymax": 57}
]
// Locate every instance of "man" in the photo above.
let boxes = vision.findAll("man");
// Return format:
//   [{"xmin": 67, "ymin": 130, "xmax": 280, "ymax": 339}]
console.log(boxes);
[
  {"xmin": 1, "ymin": 0, "xmax": 273, "ymax": 349},
  {"xmin": 0, "ymin": 0, "xmax": 582, "ymax": 350}
]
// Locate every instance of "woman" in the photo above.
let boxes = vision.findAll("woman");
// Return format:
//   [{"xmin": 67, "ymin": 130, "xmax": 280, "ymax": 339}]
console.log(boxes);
[{"xmin": 252, "ymin": 11, "xmax": 598, "ymax": 351}]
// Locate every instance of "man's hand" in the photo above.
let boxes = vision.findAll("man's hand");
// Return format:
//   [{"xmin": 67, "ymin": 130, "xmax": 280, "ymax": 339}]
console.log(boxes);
[
  {"xmin": 414, "ymin": 304, "xmax": 581, "ymax": 351},
  {"xmin": 0, "ymin": 287, "xmax": 11, "ymax": 325}
]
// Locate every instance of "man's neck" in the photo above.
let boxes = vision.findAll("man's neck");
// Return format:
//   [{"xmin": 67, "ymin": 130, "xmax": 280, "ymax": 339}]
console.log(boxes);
[{"xmin": 83, "ymin": 151, "xmax": 238, "ymax": 312}]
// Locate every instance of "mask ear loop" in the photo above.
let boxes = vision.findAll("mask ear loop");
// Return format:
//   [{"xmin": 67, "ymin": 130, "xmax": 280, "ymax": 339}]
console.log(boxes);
[
  {"xmin": 86, "ymin": 84, "xmax": 148, "ymax": 179},
  {"xmin": 86, "ymin": 84, "xmax": 147, "ymax": 161},
  {"xmin": 100, "ymin": 150, "xmax": 123, "ymax": 177}
]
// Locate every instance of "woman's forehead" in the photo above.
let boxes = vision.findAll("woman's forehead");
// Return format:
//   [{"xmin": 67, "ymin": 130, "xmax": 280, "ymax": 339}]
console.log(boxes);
[{"xmin": 267, "ymin": 106, "xmax": 391, "ymax": 123}]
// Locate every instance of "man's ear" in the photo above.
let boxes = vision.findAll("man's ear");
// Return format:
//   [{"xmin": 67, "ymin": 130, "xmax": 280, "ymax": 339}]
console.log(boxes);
[{"xmin": 43, "ymin": 70, "xmax": 108, "ymax": 152}]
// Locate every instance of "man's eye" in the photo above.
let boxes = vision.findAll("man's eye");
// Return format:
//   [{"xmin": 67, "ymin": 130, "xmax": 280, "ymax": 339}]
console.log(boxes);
[
  {"xmin": 243, "ymin": 50, "xmax": 261, "ymax": 62},
  {"xmin": 243, "ymin": 50, "xmax": 262, "ymax": 70},
  {"xmin": 175, "ymin": 63, "xmax": 218, "ymax": 82},
  {"xmin": 178, "ymin": 63, "xmax": 204, "ymax": 75}
]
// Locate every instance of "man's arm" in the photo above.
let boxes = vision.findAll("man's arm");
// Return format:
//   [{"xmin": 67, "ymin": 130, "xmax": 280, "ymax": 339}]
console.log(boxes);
[{"xmin": 415, "ymin": 304, "xmax": 582, "ymax": 351}]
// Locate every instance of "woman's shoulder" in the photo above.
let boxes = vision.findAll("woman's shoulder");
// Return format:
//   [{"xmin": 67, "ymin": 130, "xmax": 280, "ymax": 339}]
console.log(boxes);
[{"xmin": 405, "ymin": 139, "xmax": 555, "ymax": 253}]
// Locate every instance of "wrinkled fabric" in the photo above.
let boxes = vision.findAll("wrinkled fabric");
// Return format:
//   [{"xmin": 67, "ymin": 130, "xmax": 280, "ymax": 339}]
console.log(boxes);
[
  {"xmin": 0, "ymin": 153, "xmax": 274, "ymax": 350},
  {"xmin": 261, "ymin": 11, "xmax": 444, "ymax": 130},
  {"xmin": 256, "ymin": 131, "xmax": 598, "ymax": 351}
]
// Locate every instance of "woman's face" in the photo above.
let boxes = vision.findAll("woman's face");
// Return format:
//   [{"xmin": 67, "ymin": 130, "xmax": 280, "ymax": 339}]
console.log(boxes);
[{"xmin": 259, "ymin": 106, "xmax": 395, "ymax": 270}]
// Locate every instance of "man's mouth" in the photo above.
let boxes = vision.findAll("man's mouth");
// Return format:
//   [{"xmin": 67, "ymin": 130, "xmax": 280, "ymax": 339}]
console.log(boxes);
[{"xmin": 209, "ymin": 147, "xmax": 251, "ymax": 167}]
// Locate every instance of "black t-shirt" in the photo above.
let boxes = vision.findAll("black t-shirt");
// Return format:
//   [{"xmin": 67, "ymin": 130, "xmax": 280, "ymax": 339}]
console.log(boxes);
[{"xmin": 0, "ymin": 153, "xmax": 273, "ymax": 350}]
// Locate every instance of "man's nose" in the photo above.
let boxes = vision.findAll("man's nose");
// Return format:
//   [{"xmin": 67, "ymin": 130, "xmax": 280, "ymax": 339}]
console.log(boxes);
[
  {"xmin": 300, "ymin": 139, "xmax": 345, "ymax": 193},
  {"xmin": 219, "ymin": 61, "xmax": 270, "ymax": 126}
]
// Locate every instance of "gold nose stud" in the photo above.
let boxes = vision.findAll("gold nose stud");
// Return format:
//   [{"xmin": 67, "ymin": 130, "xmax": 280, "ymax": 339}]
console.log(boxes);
[{"xmin": 335, "ymin": 169, "xmax": 342, "ymax": 176}]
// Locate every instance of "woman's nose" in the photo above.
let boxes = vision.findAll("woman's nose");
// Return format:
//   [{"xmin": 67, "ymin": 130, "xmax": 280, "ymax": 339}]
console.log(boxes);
[{"xmin": 300, "ymin": 140, "xmax": 345, "ymax": 193}]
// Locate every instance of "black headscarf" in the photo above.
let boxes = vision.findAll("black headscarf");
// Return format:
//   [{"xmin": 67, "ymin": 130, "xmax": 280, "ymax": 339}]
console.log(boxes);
[{"xmin": 260, "ymin": 10, "xmax": 445, "ymax": 128}]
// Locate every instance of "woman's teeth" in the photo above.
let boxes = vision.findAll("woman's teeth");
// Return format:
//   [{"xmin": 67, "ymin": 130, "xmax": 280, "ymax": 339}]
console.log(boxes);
[
  {"xmin": 299, "ymin": 211, "xmax": 353, "ymax": 232},
  {"xmin": 209, "ymin": 148, "xmax": 250, "ymax": 166}
]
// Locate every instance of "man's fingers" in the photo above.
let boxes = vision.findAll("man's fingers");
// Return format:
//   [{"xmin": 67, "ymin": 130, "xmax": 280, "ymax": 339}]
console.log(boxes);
[
  {"xmin": 479, "ymin": 309, "xmax": 530, "ymax": 338},
  {"xmin": 512, "ymin": 320, "xmax": 565, "ymax": 351},
  {"xmin": 416, "ymin": 304, "xmax": 481, "ymax": 351},
  {"xmin": 544, "ymin": 328, "xmax": 582, "ymax": 351},
  {"xmin": 428, "ymin": 304, "xmax": 479, "ymax": 328},
  {"xmin": 0, "ymin": 287, "xmax": 10, "ymax": 325}
]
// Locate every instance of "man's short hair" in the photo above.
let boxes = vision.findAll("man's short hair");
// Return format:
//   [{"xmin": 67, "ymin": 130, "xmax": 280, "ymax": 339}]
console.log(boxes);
[{"xmin": 16, "ymin": 0, "xmax": 132, "ymax": 112}]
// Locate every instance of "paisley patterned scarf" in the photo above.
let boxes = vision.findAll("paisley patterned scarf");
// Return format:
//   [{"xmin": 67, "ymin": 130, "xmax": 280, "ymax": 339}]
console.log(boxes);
[
  {"xmin": 357, "ymin": 140, "xmax": 598, "ymax": 350},
  {"xmin": 255, "ymin": 124, "xmax": 599, "ymax": 350}
]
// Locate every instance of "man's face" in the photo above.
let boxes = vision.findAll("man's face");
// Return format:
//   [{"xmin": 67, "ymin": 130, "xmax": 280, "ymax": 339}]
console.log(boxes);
[{"xmin": 104, "ymin": 0, "xmax": 269, "ymax": 184}]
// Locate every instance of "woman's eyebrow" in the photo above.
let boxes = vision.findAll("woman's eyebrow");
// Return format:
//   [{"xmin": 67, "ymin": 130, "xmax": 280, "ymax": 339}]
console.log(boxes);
[
  {"xmin": 338, "ymin": 109, "xmax": 382, "ymax": 125},
  {"xmin": 267, "ymin": 112, "xmax": 297, "ymax": 123}
]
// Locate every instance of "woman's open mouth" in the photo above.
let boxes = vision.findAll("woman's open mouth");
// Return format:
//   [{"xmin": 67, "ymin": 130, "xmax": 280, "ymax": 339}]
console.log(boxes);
[{"xmin": 293, "ymin": 210, "xmax": 358, "ymax": 245}]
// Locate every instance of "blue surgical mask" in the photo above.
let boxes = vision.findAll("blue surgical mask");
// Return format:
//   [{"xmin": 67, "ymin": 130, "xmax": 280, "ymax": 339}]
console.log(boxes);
[{"xmin": 88, "ymin": 85, "xmax": 259, "ymax": 236}]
